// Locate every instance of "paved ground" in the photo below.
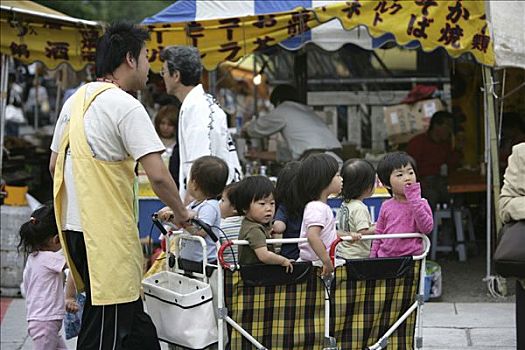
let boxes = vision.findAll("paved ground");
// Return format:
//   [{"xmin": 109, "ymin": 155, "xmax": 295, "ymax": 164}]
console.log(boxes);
[
  {"xmin": 0, "ymin": 297, "xmax": 516, "ymax": 349},
  {"xmin": 421, "ymin": 302, "xmax": 516, "ymax": 349},
  {"xmin": 436, "ymin": 248, "xmax": 516, "ymax": 303}
]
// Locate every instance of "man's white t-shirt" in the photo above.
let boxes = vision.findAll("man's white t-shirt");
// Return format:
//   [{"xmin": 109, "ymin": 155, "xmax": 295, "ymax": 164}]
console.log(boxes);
[
  {"xmin": 178, "ymin": 84, "xmax": 242, "ymax": 199},
  {"xmin": 50, "ymin": 82, "xmax": 165, "ymax": 231}
]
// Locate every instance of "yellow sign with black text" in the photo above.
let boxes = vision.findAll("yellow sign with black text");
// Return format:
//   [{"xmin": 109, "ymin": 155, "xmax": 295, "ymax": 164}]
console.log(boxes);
[{"xmin": 1, "ymin": 1, "xmax": 494, "ymax": 71}]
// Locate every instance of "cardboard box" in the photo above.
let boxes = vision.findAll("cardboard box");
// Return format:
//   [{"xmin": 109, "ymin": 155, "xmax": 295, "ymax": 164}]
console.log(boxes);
[{"xmin": 383, "ymin": 98, "xmax": 444, "ymax": 145}]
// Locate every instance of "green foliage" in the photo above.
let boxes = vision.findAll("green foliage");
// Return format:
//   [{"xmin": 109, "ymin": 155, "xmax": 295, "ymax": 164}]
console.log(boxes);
[{"xmin": 33, "ymin": 0, "xmax": 174, "ymax": 23}]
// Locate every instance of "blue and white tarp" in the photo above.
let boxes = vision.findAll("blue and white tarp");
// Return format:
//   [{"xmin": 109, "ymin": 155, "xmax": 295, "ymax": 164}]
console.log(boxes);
[{"xmin": 142, "ymin": 0, "xmax": 399, "ymax": 52}]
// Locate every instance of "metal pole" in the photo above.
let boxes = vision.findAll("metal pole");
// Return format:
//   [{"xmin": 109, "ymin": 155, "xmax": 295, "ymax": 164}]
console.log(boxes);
[
  {"xmin": 253, "ymin": 55, "xmax": 258, "ymax": 118},
  {"xmin": 485, "ymin": 67, "xmax": 501, "ymax": 233},
  {"xmin": 217, "ymin": 241, "xmax": 224, "ymax": 350},
  {"xmin": 0, "ymin": 54, "xmax": 10, "ymax": 178},
  {"xmin": 293, "ymin": 50, "xmax": 307, "ymax": 104},
  {"xmin": 34, "ymin": 70, "xmax": 39, "ymax": 130},
  {"xmin": 54, "ymin": 67, "xmax": 63, "ymax": 124},
  {"xmin": 273, "ymin": 76, "xmax": 451, "ymax": 85},
  {"xmin": 414, "ymin": 257, "xmax": 426, "ymax": 349},
  {"xmin": 482, "ymin": 67, "xmax": 492, "ymax": 282}
]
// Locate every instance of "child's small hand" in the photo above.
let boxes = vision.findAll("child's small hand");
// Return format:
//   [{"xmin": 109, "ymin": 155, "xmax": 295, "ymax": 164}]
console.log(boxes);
[
  {"xmin": 349, "ymin": 232, "xmax": 362, "ymax": 242},
  {"xmin": 321, "ymin": 260, "xmax": 334, "ymax": 277},
  {"xmin": 272, "ymin": 220, "xmax": 286, "ymax": 234},
  {"xmin": 337, "ymin": 230, "xmax": 361, "ymax": 241},
  {"xmin": 65, "ymin": 298, "xmax": 79, "ymax": 313},
  {"xmin": 404, "ymin": 182, "xmax": 422, "ymax": 201},
  {"xmin": 281, "ymin": 258, "xmax": 294, "ymax": 273}
]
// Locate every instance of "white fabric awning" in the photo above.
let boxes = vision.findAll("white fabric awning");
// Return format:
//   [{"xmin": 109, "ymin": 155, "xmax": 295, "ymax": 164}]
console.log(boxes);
[
  {"xmin": 142, "ymin": 0, "xmax": 408, "ymax": 52},
  {"xmin": 486, "ymin": 1, "xmax": 525, "ymax": 69}
]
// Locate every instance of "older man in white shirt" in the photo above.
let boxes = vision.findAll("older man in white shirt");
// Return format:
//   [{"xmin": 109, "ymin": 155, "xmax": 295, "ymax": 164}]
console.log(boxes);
[{"xmin": 160, "ymin": 46, "xmax": 242, "ymax": 201}]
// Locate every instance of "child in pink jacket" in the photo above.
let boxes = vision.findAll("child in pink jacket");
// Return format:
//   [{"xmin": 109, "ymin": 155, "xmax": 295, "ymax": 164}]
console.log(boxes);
[{"xmin": 370, "ymin": 152, "xmax": 433, "ymax": 258}]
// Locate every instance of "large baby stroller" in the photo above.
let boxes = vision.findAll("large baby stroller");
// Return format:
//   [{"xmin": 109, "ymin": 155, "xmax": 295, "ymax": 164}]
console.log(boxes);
[{"xmin": 144, "ymin": 213, "xmax": 430, "ymax": 349}]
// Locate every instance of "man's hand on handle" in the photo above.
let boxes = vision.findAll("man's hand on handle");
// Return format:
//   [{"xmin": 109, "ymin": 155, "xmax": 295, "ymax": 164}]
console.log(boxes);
[{"xmin": 157, "ymin": 206, "xmax": 194, "ymax": 229}]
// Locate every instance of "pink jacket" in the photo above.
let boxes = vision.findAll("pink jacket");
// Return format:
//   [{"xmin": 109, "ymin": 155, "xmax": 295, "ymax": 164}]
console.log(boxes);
[{"xmin": 370, "ymin": 183, "xmax": 433, "ymax": 258}]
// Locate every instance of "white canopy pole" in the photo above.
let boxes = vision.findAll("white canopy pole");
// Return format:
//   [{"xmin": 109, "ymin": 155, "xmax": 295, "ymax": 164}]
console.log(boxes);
[{"xmin": 482, "ymin": 65, "xmax": 506, "ymax": 298}]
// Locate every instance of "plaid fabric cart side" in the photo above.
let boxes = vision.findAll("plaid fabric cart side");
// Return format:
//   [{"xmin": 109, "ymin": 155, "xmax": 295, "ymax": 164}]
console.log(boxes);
[
  {"xmin": 220, "ymin": 234, "xmax": 428, "ymax": 350},
  {"xmin": 223, "ymin": 259, "xmax": 421, "ymax": 350},
  {"xmin": 333, "ymin": 258, "xmax": 422, "ymax": 349},
  {"xmin": 224, "ymin": 264, "xmax": 328, "ymax": 349}
]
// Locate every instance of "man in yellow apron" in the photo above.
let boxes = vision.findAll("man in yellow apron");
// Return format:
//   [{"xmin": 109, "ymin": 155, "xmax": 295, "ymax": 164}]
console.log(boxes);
[{"xmin": 49, "ymin": 22, "xmax": 189, "ymax": 349}]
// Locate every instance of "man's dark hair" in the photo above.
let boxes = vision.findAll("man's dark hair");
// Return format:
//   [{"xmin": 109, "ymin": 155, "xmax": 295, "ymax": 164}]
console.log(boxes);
[
  {"xmin": 95, "ymin": 22, "xmax": 150, "ymax": 78},
  {"xmin": 160, "ymin": 46, "xmax": 202, "ymax": 86},
  {"xmin": 377, "ymin": 151, "xmax": 417, "ymax": 195},
  {"xmin": 190, "ymin": 156, "xmax": 229, "ymax": 199},
  {"xmin": 270, "ymin": 84, "xmax": 300, "ymax": 106},
  {"xmin": 341, "ymin": 159, "xmax": 376, "ymax": 201},
  {"xmin": 234, "ymin": 176, "xmax": 274, "ymax": 216},
  {"xmin": 429, "ymin": 111, "xmax": 453, "ymax": 131}
]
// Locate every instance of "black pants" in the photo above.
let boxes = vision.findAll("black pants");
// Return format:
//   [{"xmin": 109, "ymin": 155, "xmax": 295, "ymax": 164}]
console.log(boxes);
[
  {"xmin": 517, "ymin": 281, "xmax": 525, "ymax": 350},
  {"xmin": 64, "ymin": 230, "xmax": 160, "ymax": 350}
]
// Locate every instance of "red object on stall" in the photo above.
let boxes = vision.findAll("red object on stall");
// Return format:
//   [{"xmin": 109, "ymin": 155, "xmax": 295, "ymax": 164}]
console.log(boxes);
[{"xmin": 401, "ymin": 85, "xmax": 438, "ymax": 104}]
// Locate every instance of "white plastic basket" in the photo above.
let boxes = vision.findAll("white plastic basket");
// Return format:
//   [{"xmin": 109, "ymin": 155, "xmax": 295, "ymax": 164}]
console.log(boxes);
[{"xmin": 143, "ymin": 271, "xmax": 218, "ymax": 348}]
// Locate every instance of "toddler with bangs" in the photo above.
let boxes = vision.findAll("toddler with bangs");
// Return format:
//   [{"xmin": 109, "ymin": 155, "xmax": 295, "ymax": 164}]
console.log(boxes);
[
  {"xmin": 235, "ymin": 176, "xmax": 294, "ymax": 272},
  {"xmin": 371, "ymin": 151, "xmax": 433, "ymax": 258}
]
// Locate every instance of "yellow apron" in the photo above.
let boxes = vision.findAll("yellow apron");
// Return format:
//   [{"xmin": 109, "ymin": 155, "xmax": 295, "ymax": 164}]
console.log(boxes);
[{"xmin": 54, "ymin": 83, "xmax": 143, "ymax": 305}]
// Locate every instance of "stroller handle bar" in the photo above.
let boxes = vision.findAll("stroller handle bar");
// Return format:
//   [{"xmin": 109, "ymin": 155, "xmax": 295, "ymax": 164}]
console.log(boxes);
[
  {"xmin": 152, "ymin": 213, "xmax": 219, "ymax": 242},
  {"xmin": 218, "ymin": 233, "xmax": 430, "ymax": 270},
  {"xmin": 329, "ymin": 233, "xmax": 431, "ymax": 266}
]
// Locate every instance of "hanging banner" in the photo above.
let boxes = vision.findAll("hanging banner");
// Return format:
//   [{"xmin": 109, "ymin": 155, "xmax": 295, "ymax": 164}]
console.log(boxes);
[
  {"xmin": 320, "ymin": 1, "xmax": 493, "ymax": 64},
  {"xmin": 0, "ymin": 15, "xmax": 101, "ymax": 71},
  {"xmin": 145, "ymin": 0, "xmax": 494, "ymax": 71},
  {"xmin": 1, "ymin": 1, "xmax": 494, "ymax": 72},
  {"xmin": 144, "ymin": 9, "xmax": 318, "ymax": 71}
]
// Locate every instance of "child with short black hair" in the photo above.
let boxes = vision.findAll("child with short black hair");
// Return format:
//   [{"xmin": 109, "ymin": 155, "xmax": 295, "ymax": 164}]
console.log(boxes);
[
  {"xmin": 219, "ymin": 182, "xmax": 242, "ymax": 264},
  {"xmin": 19, "ymin": 203, "xmax": 68, "ymax": 350},
  {"xmin": 338, "ymin": 158, "xmax": 376, "ymax": 259},
  {"xmin": 371, "ymin": 151, "xmax": 433, "ymax": 258},
  {"xmin": 296, "ymin": 154, "xmax": 361, "ymax": 277},
  {"xmin": 159, "ymin": 155, "xmax": 229, "ymax": 267},
  {"xmin": 182, "ymin": 155, "xmax": 228, "ymax": 266},
  {"xmin": 235, "ymin": 176, "xmax": 293, "ymax": 272},
  {"xmin": 272, "ymin": 161, "xmax": 303, "ymax": 259}
]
